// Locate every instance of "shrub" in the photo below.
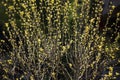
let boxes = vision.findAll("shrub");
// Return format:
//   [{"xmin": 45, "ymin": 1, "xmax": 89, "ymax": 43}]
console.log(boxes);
[{"xmin": 0, "ymin": 0, "xmax": 120, "ymax": 80}]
